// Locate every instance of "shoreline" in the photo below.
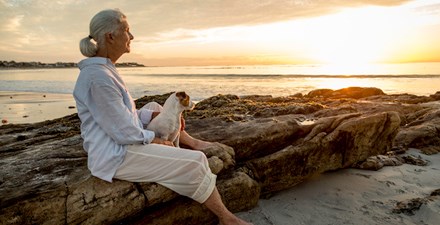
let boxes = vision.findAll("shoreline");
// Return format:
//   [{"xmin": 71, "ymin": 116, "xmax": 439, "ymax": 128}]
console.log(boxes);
[
  {"xmin": 0, "ymin": 60, "xmax": 145, "ymax": 69},
  {"xmin": 0, "ymin": 91, "xmax": 76, "ymax": 124}
]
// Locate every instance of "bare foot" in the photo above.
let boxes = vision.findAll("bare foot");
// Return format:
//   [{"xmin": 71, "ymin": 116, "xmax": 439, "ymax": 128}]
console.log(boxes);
[
  {"xmin": 179, "ymin": 130, "xmax": 215, "ymax": 150},
  {"xmin": 192, "ymin": 139, "xmax": 214, "ymax": 150}
]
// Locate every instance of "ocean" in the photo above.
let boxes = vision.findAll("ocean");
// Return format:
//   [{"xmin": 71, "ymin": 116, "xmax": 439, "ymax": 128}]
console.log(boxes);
[
  {"xmin": 1, "ymin": 62, "xmax": 439, "ymax": 124},
  {"xmin": 1, "ymin": 62, "xmax": 440, "ymax": 101}
]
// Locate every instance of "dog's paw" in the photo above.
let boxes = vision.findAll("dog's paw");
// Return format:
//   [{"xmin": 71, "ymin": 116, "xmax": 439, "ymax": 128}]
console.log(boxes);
[{"xmin": 201, "ymin": 142, "xmax": 235, "ymax": 173}]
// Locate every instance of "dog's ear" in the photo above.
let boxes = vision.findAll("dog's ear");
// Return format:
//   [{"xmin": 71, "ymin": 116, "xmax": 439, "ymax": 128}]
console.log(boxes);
[
  {"xmin": 176, "ymin": 91, "xmax": 187, "ymax": 99},
  {"xmin": 176, "ymin": 92, "xmax": 190, "ymax": 107}
]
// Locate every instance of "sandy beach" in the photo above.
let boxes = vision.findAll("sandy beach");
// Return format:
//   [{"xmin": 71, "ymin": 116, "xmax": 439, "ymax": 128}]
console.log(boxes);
[
  {"xmin": 0, "ymin": 91, "xmax": 77, "ymax": 124},
  {"xmin": 236, "ymin": 149, "xmax": 440, "ymax": 225}
]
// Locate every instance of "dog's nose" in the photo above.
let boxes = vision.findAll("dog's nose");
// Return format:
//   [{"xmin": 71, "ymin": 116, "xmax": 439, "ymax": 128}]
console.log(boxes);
[{"xmin": 189, "ymin": 101, "xmax": 195, "ymax": 109}]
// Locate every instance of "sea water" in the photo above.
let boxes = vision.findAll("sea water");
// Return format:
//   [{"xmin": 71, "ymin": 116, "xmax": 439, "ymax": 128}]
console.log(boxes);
[
  {"xmin": 1, "ymin": 62, "xmax": 440, "ymax": 101},
  {"xmin": 1, "ymin": 62, "xmax": 439, "ymax": 124}
]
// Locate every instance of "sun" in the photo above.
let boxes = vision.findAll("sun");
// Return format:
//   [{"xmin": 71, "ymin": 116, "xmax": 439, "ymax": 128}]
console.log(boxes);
[{"xmin": 285, "ymin": 3, "xmax": 429, "ymax": 65}]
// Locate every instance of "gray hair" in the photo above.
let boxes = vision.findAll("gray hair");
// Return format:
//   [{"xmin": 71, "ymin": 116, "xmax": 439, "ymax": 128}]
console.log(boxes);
[{"xmin": 79, "ymin": 9, "xmax": 126, "ymax": 57}]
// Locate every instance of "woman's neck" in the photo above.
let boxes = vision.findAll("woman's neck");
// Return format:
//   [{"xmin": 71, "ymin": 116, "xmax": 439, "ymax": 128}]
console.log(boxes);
[{"xmin": 96, "ymin": 47, "xmax": 121, "ymax": 64}]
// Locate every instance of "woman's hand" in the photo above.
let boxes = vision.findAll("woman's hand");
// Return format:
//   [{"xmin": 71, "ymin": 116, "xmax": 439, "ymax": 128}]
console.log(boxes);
[{"xmin": 151, "ymin": 137, "xmax": 174, "ymax": 146}]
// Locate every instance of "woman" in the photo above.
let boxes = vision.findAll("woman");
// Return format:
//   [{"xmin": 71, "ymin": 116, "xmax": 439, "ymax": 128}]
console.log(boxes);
[{"xmin": 74, "ymin": 8, "xmax": 251, "ymax": 225}]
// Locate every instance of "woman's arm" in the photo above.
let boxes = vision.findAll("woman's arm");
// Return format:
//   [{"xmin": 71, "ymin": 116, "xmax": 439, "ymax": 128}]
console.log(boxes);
[{"xmin": 88, "ymin": 81, "xmax": 154, "ymax": 145}]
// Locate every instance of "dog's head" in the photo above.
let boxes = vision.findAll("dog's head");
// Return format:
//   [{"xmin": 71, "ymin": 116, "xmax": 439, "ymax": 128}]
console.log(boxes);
[{"xmin": 175, "ymin": 91, "xmax": 195, "ymax": 110}]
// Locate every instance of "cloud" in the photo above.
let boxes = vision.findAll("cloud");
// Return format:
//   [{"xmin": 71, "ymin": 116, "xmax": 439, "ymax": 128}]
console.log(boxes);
[
  {"xmin": 0, "ymin": 0, "xmax": 413, "ymax": 62},
  {"xmin": 127, "ymin": 0, "xmax": 410, "ymax": 31},
  {"xmin": 125, "ymin": 0, "xmax": 411, "ymax": 43},
  {"xmin": 411, "ymin": 2, "xmax": 440, "ymax": 16},
  {"xmin": 2, "ymin": 14, "xmax": 23, "ymax": 32}
]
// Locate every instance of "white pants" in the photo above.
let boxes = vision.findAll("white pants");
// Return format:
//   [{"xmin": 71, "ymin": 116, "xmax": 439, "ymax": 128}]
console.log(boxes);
[{"xmin": 114, "ymin": 102, "xmax": 216, "ymax": 203}]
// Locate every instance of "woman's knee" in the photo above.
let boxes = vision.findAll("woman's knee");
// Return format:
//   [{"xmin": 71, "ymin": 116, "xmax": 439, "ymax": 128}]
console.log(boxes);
[
  {"xmin": 192, "ymin": 151, "xmax": 211, "ymax": 170},
  {"xmin": 141, "ymin": 101, "xmax": 163, "ymax": 112}
]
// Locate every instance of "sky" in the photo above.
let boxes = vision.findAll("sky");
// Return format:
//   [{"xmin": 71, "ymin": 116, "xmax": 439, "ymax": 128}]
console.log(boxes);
[{"xmin": 1, "ymin": 0, "xmax": 440, "ymax": 66}]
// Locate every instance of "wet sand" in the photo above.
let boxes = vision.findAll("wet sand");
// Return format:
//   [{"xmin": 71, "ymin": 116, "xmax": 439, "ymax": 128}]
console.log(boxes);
[{"xmin": 0, "ymin": 91, "xmax": 77, "ymax": 124}]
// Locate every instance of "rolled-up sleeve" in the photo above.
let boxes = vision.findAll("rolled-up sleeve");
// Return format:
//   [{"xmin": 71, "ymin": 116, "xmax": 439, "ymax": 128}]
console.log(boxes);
[{"xmin": 88, "ymin": 81, "xmax": 155, "ymax": 145}]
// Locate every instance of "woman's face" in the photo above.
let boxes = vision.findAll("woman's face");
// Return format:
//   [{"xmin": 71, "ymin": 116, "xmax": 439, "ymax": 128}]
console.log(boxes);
[{"xmin": 113, "ymin": 19, "xmax": 134, "ymax": 55}]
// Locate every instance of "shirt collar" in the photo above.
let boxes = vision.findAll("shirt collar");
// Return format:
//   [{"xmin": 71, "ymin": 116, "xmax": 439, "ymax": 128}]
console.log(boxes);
[{"xmin": 78, "ymin": 57, "xmax": 114, "ymax": 70}]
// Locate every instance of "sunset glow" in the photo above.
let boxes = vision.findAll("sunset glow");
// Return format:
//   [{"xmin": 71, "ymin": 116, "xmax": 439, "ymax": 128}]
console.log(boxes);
[
  {"xmin": 1, "ymin": 0, "xmax": 440, "ymax": 66},
  {"xmin": 136, "ymin": 1, "xmax": 440, "ymax": 66}
]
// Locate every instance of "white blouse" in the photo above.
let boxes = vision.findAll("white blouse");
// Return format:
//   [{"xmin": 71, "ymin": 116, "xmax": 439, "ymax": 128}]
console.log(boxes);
[{"xmin": 73, "ymin": 57, "xmax": 155, "ymax": 182}]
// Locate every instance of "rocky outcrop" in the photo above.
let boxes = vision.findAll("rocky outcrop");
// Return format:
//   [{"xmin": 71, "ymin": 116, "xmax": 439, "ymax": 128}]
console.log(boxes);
[
  {"xmin": 392, "ymin": 189, "xmax": 440, "ymax": 216},
  {"xmin": 306, "ymin": 87, "xmax": 385, "ymax": 99},
  {"xmin": 394, "ymin": 107, "xmax": 440, "ymax": 154},
  {"xmin": 1, "ymin": 87, "xmax": 439, "ymax": 224}
]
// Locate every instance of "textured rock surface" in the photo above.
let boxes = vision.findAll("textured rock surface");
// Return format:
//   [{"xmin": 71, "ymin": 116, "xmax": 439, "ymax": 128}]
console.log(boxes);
[
  {"xmin": 394, "ymin": 107, "xmax": 440, "ymax": 154},
  {"xmin": 1, "ymin": 87, "xmax": 439, "ymax": 224},
  {"xmin": 355, "ymin": 154, "xmax": 404, "ymax": 171},
  {"xmin": 245, "ymin": 112, "xmax": 400, "ymax": 195},
  {"xmin": 392, "ymin": 188, "xmax": 440, "ymax": 216}
]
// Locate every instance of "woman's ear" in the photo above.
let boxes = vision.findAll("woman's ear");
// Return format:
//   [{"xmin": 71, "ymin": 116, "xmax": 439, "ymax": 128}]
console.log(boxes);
[{"xmin": 105, "ymin": 32, "xmax": 114, "ymax": 43}]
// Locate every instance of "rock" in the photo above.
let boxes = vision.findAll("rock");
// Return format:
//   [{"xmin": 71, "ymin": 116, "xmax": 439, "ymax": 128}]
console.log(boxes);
[
  {"xmin": 1, "ymin": 88, "xmax": 439, "ymax": 225},
  {"xmin": 393, "ymin": 189, "xmax": 440, "ymax": 216},
  {"xmin": 0, "ymin": 135, "xmax": 87, "ymax": 225},
  {"xmin": 356, "ymin": 155, "xmax": 404, "ymax": 171},
  {"xmin": 395, "ymin": 109, "xmax": 440, "ymax": 154},
  {"xmin": 187, "ymin": 94, "xmax": 324, "ymax": 121},
  {"xmin": 430, "ymin": 189, "xmax": 440, "ymax": 196},
  {"xmin": 307, "ymin": 87, "xmax": 384, "ymax": 99},
  {"xmin": 430, "ymin": 91, "xmax": 440, "ymax": 100},
  {"xmin": 401, "ymin": 154, "xmax": 428, "ymax": 166},
  {"xmin": 199, "ymin": 142, "xmax": 235, "ymax": 174},
  {"xmin": 244, "ymin": 112, "xmax": 400, "ymax": 195},
  {"xmin": 389, "ymin": 145, "xmax": 407, "ymax": 154},
  {"xmin": 135, "ymin": 92, "xmax": 173, "ymax": 109},
  {"xmin": 186, "ymin": 114, "xmax": 309, "ymax": 161},
  {"xmin": 194, "ymin": 94, "xmax": 240, "ymax": 110},
  {"xmin": 392, "ymin": 198, "xmax": 427, "ymax": 216},
  {"xmin": 382, "ymin": 155, "xmax": 405, "ymax": 166},
  {"xmin": 357, "ymin": 157, "xmax": 385, "ymax": 171},
  {"xmin": 207, "ymin": 156, "xmax": 224, "ymax": 174},
  {"xmin": 67, "ymin": 178, "xmax": 145, "ymax": 225},
  {"xmin": 306, "ymin": 88, "xmax": 333, "ymax": 98},
  {"xmin": 118, "ymin": 171, "xmax": 260, "ymax": 225}
]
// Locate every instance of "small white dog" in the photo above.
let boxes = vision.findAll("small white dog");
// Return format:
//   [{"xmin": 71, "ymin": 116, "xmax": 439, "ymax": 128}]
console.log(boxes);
[{"xmin": 147, "ymin": 92, "xmax": 195, "ymax": 147}]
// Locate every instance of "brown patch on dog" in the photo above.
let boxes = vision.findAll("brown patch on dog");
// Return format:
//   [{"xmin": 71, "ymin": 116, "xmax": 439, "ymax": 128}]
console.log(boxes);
[{"xmin": 176, "ymin": 91, "xmax": 190, "ymax": 107}]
